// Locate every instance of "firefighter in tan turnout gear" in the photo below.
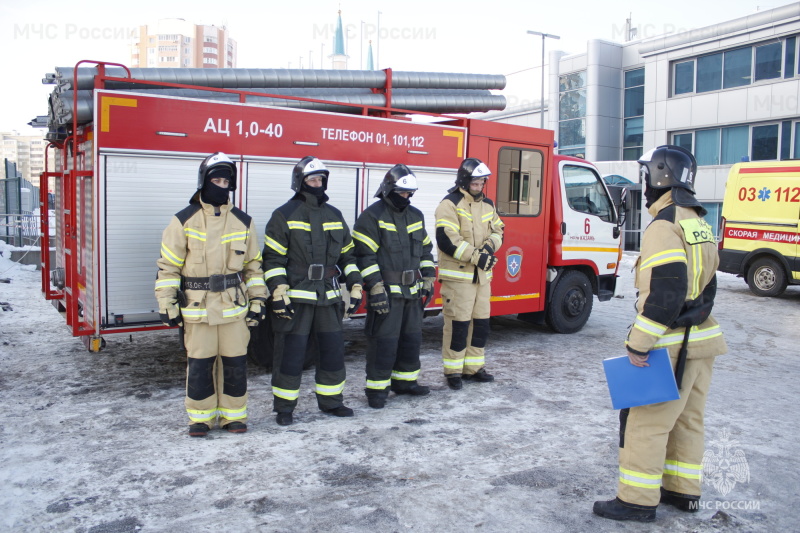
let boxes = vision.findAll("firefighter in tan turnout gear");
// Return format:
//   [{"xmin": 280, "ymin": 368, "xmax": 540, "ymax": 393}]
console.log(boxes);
[
  {"xmin": 593, "ymin": 145, "xmax": 727, "ymax": 522},
  {"xmin": 155, "ymin": 152, "xmax": 267, "ymax": 437},
  {"xmin": 262, "ymin": 157, "xmax": 363, "ymax": 426},
  {"xmin": 434, "ymin": 158, "xmax": 504, "ymax": 390},
  {"xmin": 352, "ymin": 164, "xmax": 436, "ymax": 409}
]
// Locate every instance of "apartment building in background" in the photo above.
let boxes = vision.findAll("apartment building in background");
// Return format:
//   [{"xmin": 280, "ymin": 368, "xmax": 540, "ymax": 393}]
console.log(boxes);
[
  {"xmin": 130, "ymin": 18, "xmax": 237, "ymax": 68},
  {"xmin": 1, "ymin": 132, "xmax": 55, "ymax": 188}
]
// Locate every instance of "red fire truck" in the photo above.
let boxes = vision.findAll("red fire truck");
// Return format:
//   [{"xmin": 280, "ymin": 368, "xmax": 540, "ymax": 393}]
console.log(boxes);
[{"xmin": 39, "ymin": 62, "xmax": 624, "ymax": 351}]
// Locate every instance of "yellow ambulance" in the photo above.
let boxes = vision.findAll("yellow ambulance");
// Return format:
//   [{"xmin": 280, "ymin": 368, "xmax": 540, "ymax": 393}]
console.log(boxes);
[{"xmin": 719, "ymin": 161, "xmax": 800, "ymax": 296}]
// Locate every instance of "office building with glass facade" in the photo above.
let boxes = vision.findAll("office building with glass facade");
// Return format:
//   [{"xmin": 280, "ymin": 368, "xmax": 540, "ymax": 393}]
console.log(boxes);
[{"xmin": 482, "ymin": 2, "xmax": 800, "ymax": 242}]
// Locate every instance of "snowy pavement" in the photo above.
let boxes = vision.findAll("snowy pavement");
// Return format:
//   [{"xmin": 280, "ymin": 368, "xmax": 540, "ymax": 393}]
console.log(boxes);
[{"xmin": 0, "ymin": 248, "xmax": 798, "ymax": 532}]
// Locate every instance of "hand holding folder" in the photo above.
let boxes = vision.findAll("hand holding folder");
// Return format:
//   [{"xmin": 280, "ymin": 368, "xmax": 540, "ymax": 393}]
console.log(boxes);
[{"xmin": 603, "ymin": 348, "xmax": 680, "ymax": 410}]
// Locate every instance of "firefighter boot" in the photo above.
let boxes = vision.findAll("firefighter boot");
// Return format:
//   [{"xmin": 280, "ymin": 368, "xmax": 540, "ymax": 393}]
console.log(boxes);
[
  {"xmin": 188, "ymin": 423, "xmax": 210, "ymax": 437},
  {"xmin": 463, "ymin": 368, "xmax": 494, "ymax": 382},
  {"xmin": 223, "ymin": 421, "xmax": 247, "ymax": 434},
  {"xmin": 276, "ymin": 412, "xmax": 293, "ymax": 426},
  {"xmin": 322, "ymin": 405, "xmax": 354, "ymax": 417},
  {"xmin": 592, "ymin": 498, "xmax": 656, "ymax": 522},
  {"xmin": 446, "ymin": 375, "xmax": 463, "ymax": 390},
  {"xmin": 391, "ymin": 382, "xmax": 431, "ymax": 396},
  {"xmin": 660, "ymin": 488, "xmax": 700, "ymax": 513},
  {"xmin": 368, "ymin": 396, "xmax": 386, "ymax": 409}
]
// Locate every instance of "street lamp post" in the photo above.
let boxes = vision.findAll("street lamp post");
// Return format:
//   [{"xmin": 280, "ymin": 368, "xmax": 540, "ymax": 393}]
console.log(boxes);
[{"xmin": 526, "ymin": 30, "xmax": 560, "ymax": 129}]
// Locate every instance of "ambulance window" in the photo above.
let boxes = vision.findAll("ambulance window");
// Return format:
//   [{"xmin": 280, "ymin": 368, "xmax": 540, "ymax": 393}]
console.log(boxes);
[
  {"xmin": 563, "ymin": 165, "xmax": 614, "ymax": 223},
  {"xmin": 496, "ymin": 148, "xmax": 543, "ymax": 216}
]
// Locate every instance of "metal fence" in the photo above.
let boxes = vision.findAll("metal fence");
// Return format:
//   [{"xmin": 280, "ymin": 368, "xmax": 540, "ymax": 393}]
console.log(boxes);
[{"xmin": 1, "ymin": 159, "xmax": 40, "ymax": 247}]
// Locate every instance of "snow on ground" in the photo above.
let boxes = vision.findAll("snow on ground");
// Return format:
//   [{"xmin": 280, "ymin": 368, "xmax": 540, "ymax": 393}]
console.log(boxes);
[{"xmin": 0, "ymin": 248, "xmax": 798, "ymax": 532}]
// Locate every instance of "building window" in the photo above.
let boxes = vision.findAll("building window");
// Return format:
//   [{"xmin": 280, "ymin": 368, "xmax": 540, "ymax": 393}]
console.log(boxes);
[
  {"xmin": 623, "ymin": 68, "xmax": 645, "ymax": 161},
  {"xmin": 724, "ymin": 47, "xmax": 752, "ymax": 88},
  {"xmin": 672, "ymin": 122, "xmax": 795, "ymax": 165},
  {"xmin": 674, "ymin": 133, "xmax": 693, "ymax": 152},
  {"xmin": 674, "ymin": 61, "xmax": 694, "ymax": 94},
  {"xmin": 558, "ymin": 71, "xmax": 586, "ymax": 157},
  {"xmin": 721, "ymin": 126, "xmax": 748, "ymax": 164},
  {"xmin": 696, "ymin": 129, "xmax": 721, "ymax": 165},
  {"xmin": 697, "ymin": 54, "xmax": 722, "ymax": 92},
  {"xmin": 751, "ymin": 124, "xmax": 779, "ymax": 160},
  {"xmin": 785, "ymin": 37, "xmax": 796, "ymax": 78},
  {"xmin": 755, "ymin": 42, "xmax": 782, "ymax": 81},
  {"xmin": 671, "ymin": 38, "xmax": 792, "ymax": 96},
  {"xmin": 203, "ymin": 57, "xmax": 218, "ymax": 65}
]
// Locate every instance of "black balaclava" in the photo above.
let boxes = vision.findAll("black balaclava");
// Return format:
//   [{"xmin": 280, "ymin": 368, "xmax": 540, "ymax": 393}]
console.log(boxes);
[
  {"xmin": 644, "ymin": 184, "xmax": 669, "ymax": 208},
  {"xmin": 386, "ymin": 191, "xmax": 410, "ymax": 210},
  {"xmin": 301, "ymin": 179, "xmax": 327, "ymax": 205},
  {"xmin": 201, "ymin": 167, "xmax": 232, "ymax": 206}
]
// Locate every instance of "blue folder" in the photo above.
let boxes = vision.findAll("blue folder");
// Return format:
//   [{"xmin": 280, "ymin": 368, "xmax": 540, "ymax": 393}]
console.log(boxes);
[{"xmin": 602, "ymin": 348, "xmax": 680, "ymax": 409}]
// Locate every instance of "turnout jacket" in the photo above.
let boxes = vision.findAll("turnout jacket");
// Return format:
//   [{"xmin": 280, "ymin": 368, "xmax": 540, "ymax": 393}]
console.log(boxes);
[
  {"xmin": 155, "ymin": 193, "xmax": 267, "ymax": 326},
  {"xmin": 627, "ymin": 194, "xmax": 727, "ymax": 359},
  {"xmin": 434, "ymin": 188, "xmax": 505, "ymax": 284},
  {"xmin": 352, "ymin": 197, "xmax": 436, "ymax": 298},
  {"xmin": 262, "ymin": 191, "xmax": 362, "ymax": 306}
]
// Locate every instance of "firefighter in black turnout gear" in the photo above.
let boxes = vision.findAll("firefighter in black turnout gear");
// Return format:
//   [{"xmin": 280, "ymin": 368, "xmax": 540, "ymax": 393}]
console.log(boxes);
[
  {"xmin": 262, "ymin": 157, "xmax": 363, "ymax": 426},
  {"xmin": 353, "ymin": 164, "xmax": 436, "ymax": 409}
]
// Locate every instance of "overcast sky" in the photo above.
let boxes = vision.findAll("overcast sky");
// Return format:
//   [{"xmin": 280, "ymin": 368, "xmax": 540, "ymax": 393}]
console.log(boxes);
[{"xmin": 0, "ymin": 0, "xmax": 777, "ymax": 134}]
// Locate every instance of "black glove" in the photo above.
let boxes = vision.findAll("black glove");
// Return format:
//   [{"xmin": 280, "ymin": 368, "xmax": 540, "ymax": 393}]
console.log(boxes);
[
  {"xmin": 420, "ymin": 277, "xmax": 435, "ymax": 309},
  {"xmin": 271, "ymin": 284, "xmax": 294, "ymax": 320},
  {"xmin": 475, "ymin": 252, "xmax": 498, "ymax": 271},
  {"xmin": 481, "ymin": 243, "xmax": 496, "ymax": 255},
  {"xmin": 345, "ymin": 284, "xmax": 363, "ymax": 318},
  {"xmin": 368, "ymin": 282, "xmax": 390, "ymax": 315},
  {"xmin": 157, "ymin": 297, "xmax": 182, "ymax": 327},
  {"xmin": 245, "ymin": 297, "xmax": 267, "ymax": 327}
]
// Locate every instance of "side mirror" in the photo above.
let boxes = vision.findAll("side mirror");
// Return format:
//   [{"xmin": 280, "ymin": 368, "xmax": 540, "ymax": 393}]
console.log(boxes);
[{"xmin": 616, "ymin": 188, "xmax": 628, "ymax": 227}]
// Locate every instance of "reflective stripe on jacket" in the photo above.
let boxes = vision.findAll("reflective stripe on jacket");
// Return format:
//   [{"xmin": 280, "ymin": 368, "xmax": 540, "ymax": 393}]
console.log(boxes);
[
  {"xmin": 155, "ymin": 193, "xmax": 266, "ymax": 326},
  {"xmin": 352, "ymin": 197, "xmax": 435, "ymax": 298},
  {"xmin": 262, "ymin": 191, "xmax": 362, "ymax": 306},
  {"xmin": 434, "ymin": 188, "xmax": 504, "ymax": 284},
  {"xmin": 627, "ymin": 194, "xmax": 727, "ymax": 359}
]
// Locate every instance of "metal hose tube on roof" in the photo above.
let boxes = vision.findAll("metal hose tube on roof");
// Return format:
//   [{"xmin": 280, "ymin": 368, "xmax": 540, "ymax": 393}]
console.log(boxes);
[
  {"xmin": 51, "ymin": 67, "xmax": 506, "ymax": 91},
  {"xmin": 51, "ymin": 88, "xmax": 506, "ymax": 125}
]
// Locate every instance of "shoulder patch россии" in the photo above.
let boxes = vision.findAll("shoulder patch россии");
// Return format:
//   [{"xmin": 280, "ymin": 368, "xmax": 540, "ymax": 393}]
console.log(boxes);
[{"xmin": 679, "ymin": 218, "xmax": 715, "ymax": 245}]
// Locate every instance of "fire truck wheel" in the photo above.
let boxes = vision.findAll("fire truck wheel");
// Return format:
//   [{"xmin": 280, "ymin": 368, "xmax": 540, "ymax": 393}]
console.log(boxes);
[
  {"xmin": 746, "ymin": 257, "xmax": 787, "ymax": 297},
  {"xmin": 545, "ymin": 270, "xmax": 593, "ymax": 334}
]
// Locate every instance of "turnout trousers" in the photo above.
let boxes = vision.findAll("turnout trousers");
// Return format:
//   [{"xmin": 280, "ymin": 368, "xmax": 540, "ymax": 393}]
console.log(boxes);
[
  {"xmin": 271, "ymin": 303, "xmax": 346, "ymax": 413},
  {"xmin": 364, "ymin": 296, "xmax": 423, "ymax": 400},
  {"xmin": 440, "ymin": 280, "xmax": 491, "ymax": 376},
  {"xmin": 183, "ymin": 321, "xmax": 250, "ymax": 427},
  {"xmin": 617, "ymin": 356, "xmax": 715, "ymax": 506}
]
